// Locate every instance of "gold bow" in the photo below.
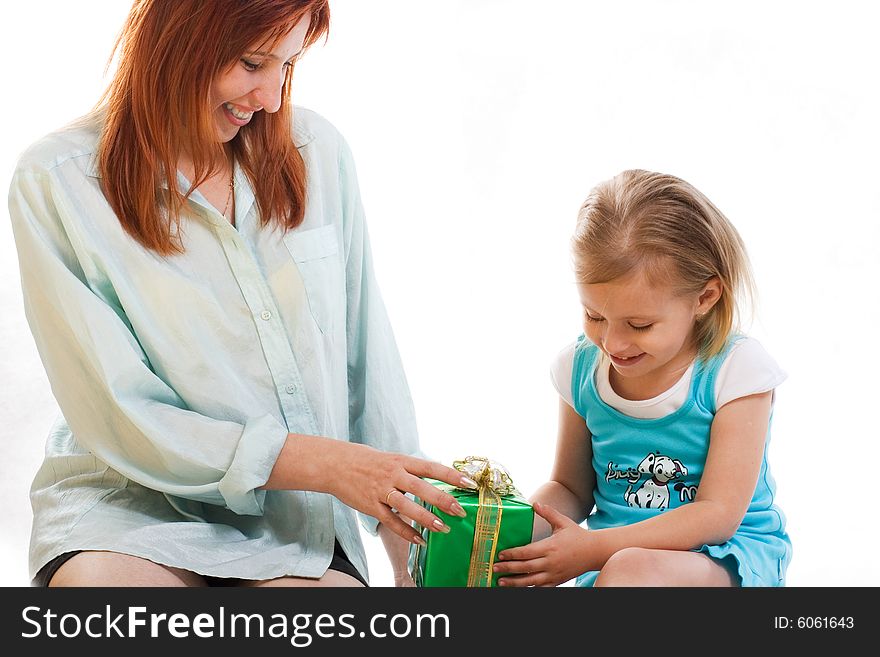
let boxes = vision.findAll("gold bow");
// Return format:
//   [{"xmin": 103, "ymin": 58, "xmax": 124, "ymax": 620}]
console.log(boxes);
[{"xmin": 453, "ymin": 456, "xmax": 516, "ymax": 587}]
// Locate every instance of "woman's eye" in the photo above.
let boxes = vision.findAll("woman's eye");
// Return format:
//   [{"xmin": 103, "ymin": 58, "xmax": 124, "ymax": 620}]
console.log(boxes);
[
  {"xmin": 629, "ymin": 323, "xmax": 653, "ymax": 332},
  {"xmin": 241, "ymin": 59, "xmax": 260, "ymax": 72},
  {"xmin": 584, "ymin": 313, "xmax": 603, "ymax": 323}
]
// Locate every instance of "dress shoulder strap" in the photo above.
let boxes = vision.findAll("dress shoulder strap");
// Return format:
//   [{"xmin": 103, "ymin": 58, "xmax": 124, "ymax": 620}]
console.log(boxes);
[{"xmin": 571, "ymin": 335, "xmax": 600, "ymax": 415}]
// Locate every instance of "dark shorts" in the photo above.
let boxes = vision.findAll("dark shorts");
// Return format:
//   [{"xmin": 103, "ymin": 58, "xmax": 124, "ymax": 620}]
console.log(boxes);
[{"xmin": 32, "ymin": 539, "xmax": 368, "ymax": 587}]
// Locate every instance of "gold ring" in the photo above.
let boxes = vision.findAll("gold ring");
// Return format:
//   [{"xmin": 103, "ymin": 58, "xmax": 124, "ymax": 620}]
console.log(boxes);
[{"xmin": 384, "ymin": 489, "xmax": 398, "ymax": 507}]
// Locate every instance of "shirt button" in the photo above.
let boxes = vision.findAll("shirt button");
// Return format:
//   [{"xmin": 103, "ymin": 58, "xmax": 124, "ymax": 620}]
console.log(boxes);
[
  {"xmin": 260, "ymin": 310, "xmax": 272, "ymax": 320},
  {"xmin": 284, "ymin": 384, "xmax": 297, "ymax": 394}
]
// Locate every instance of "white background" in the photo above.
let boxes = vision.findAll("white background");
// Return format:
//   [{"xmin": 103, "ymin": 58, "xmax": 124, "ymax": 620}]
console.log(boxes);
[{"xmin": 1, "ymin": 1, "xmax": 878, "ymax": 587}]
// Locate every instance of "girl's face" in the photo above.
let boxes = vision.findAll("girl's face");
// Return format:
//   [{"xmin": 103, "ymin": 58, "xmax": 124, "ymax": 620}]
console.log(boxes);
[
  {"xmin": 577, "ymin": 268, "xmax": 720, "ymax": 396},
  {"xmin": 208, "ymin": 13, "xmax": 312, "ymax": 143}
]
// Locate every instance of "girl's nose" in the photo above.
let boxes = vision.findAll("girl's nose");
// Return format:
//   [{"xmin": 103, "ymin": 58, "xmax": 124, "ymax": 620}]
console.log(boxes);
[{"xmin": 601, "ymin": 324, "xmax": 630, "ymax": 356}]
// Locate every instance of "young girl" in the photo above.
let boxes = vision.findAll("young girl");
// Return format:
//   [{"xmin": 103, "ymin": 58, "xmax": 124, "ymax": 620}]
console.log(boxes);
[{"xmin": 494, "ymin": 169, "xmax": 791, "ymax": 587}]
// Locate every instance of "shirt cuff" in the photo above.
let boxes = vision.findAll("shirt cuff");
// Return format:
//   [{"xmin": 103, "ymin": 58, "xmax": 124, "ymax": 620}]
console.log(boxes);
[
  {"xmin": 217, "ymin": 414, "xmax": 289, "ymax": 515},
  {"xmin": 358, "ymin": 511, "xmax": 381, "ymax": 536}
]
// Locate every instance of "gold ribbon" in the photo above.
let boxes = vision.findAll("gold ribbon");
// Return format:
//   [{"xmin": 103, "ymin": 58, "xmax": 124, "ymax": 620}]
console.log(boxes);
[{"xmin": 453, "ymin": 456, "xmax": 516, "ymax": 587}]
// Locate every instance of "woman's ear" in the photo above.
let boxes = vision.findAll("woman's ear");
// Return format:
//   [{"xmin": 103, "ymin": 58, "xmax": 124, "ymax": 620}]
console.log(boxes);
[{"xmin": 696, "ymin": 277, "xmax": 722, "ymax": 316}]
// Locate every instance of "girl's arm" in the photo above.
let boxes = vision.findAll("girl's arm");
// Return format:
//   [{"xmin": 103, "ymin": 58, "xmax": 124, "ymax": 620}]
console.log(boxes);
[
  {"xmin": 378, "ymin": 522, "xmax": 416, "ymax": 587},
  {"xmin": 496, "ymin": 391, "xmax": 773, "ymax": 586},
  {"xmin": 529, "ymin": 397, "xmax": 596, "ymax": 541},
  {"xmin": 586, "ymin": 390, "xmax": 772, "ymax": 554}
]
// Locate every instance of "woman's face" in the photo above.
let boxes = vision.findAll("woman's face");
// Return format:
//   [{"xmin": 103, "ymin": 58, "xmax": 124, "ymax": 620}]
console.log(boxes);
[{"xmin": 209, "ymin": 13, "xmax": 312, "ymax": 143}]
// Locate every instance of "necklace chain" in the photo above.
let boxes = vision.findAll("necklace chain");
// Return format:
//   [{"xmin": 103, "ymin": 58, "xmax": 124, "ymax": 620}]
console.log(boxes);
[{"xmin": 221, "ymin": 170, "xmax": 235, "ymax": 220}]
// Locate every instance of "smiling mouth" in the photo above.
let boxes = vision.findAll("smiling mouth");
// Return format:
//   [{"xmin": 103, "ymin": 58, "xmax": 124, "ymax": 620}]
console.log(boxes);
[
  {"xmin": 224, "ymin": 102, "xmax": 254, "ymax": 122},
  {"xmin": 609, "ymin": 352, "xmax": 646, "ymax": 367}
]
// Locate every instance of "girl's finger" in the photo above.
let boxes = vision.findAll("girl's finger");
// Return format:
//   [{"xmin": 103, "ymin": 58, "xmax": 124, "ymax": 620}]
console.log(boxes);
[
  {"xmin": 497, "ymin": 571, "xmax": 546, "ymax": 588},
  {"xmin": 493, "ymin": 556, "xmax": 546, "ymax": 575},
  {"xmin": 532, "ymin": 501, "xmax": 573, "ymax": 529},
  {"xmin": 496, "ymin": 537, "xmax": 552, "ymax": 562}
]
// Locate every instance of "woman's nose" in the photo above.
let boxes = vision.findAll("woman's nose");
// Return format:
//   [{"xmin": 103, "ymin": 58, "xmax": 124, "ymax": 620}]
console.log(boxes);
[{"xmin": 253, "ymin": 70, "xmax": 285, "ymax": 114}]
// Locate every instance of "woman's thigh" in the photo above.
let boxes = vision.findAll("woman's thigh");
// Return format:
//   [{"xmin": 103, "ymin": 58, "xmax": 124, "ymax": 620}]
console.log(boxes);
[
  {"xmin": 49, "ymin": 550, "xmax": 208, "ymax": 587},
  {"xmin": 239, "ymin": 569, "xmax": 366, "ymax": 588}
]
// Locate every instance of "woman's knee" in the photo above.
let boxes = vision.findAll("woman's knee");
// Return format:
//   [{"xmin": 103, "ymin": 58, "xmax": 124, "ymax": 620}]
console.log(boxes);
[{"xmin": 49, "ymin": 551, "xmax": 206, "ymax": 587}]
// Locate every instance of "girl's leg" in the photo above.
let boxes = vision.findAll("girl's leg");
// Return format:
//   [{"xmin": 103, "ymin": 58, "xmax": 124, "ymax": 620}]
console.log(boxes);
[
  {"xmin": 49, "ymin": 550, "xmax": 208, "ymax": 587},
  {"xmin": 594, "ymin": 547, "xmax": 737, "ymax": 587}
]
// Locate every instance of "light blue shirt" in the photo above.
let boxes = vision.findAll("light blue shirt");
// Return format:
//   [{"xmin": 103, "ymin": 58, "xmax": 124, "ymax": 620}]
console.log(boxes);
[{"xmin": 8, "ymin": 106, "xmax": 421, "ymax": 582}]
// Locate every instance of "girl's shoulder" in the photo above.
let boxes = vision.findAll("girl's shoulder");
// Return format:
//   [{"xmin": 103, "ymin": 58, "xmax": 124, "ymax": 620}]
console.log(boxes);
[
  {"xmin": 550, "ymin": 337, "xmax": 600, "ymax": 408},
  {"xmin": 714, "ymin": 336, "xmax": 787, "ymax": 409}
]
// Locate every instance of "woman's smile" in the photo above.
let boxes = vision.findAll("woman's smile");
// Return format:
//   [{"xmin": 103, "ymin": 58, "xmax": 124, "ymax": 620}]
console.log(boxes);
[{"xmin": 223, "ymin": 102, "xmax": 255, "ymax": 126}]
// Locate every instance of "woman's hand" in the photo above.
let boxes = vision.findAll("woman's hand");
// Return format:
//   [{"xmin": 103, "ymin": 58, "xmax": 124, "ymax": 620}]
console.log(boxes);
[
  {"xmin": 493, "ymin": 501, "xmax": 591, "ymax": 587},
  {"xmin": 264, "ymin": 435, "xmax": 476, "ymax": 545},
  {"xmin": 331, "ymin": 442, "xmax": 475, "ymax": 545}
]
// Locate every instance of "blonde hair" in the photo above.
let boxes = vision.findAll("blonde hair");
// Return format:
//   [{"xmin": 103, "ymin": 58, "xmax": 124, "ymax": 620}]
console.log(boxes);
[{"xmin": 572, "ymin": 169, "xmax": 755, "ymax": 358}]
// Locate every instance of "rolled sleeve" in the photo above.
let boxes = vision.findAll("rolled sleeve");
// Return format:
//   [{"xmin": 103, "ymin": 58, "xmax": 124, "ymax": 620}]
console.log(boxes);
[
  {"xmin": 218, "ymin": 414, "xmax": 289, "ymax": 515},
  {"xmin": 9, "ymin": 166, "xmax": 287, "ymax": 516}
]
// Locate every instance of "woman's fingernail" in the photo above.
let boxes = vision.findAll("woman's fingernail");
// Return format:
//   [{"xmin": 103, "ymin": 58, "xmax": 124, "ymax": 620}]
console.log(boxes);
[
  {"xmin": 460, "ymin": 476, "xmax": 479, "ymax": 489},
  {"xmin": 451, "ymin": 502, "xmax": 467, "ymax": 517},
  {"xmin": 497, "ymin": 552, "xmax": 505, "ymax": 560},
  {"xmin": 432, "ymin": 518, "xmax": 450, "ymax": 533},
  {"xmin": 412, "ymin": 534, "xmax": 427, "ymax": 546}
]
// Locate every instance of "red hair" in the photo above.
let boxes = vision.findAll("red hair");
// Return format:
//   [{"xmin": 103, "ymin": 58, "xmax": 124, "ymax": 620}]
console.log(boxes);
[{"xmin": 97, "ymin": 0, "xmax": 330, "ymax": 254}]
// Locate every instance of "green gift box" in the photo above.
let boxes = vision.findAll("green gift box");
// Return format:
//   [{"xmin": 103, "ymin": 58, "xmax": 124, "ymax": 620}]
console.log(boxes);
[{"xmin": 408, "ymin": 460, "xmax": 533, "ymax": 587}]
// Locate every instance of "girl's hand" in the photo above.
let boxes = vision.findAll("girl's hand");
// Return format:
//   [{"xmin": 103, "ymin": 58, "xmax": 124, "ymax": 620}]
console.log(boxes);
[
  {"xmin": 493, "ymin": 501, "xmax": 590, "ymax": 587},
  {"xmin": 378, "ymin": 521, "xmax": 418, "ymax": 587},
  {"xmin": 393, "ymin": 570, "xmax": 416, "ymax": 587}
]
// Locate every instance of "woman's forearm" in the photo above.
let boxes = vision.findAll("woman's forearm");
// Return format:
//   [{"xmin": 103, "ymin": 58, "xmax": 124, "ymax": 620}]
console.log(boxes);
[{"xmin": 261, "ymin": 433, "xmax": 342, "ymax": 492}]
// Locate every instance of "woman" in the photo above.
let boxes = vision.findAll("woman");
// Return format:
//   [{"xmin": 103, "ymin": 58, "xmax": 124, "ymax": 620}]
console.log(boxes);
[{"xmin": 8, "ymin": 0, "xmax": 472, "ymax": 587}]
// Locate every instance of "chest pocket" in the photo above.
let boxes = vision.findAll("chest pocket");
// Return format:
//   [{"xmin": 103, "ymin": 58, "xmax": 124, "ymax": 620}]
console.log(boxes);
[{"xmin": 283, "ymin": 225, "xmax": 343, "ymax": 334}]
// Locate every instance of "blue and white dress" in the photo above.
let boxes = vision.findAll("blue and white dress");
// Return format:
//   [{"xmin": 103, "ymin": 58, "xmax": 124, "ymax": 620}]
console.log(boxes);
[{"xmin": 556, "ymin": 335, "xmax": 792, "ymax": 587}]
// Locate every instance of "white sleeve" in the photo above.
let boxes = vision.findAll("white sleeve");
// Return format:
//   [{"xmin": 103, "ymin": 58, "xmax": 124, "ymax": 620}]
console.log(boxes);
[
  {"xmin": 550, "ymin": 341, "xmax": 578, "ymax": 408},
  {"xmin": 715, "ymin": 337, "xmax": 787, "ymax": 410}
]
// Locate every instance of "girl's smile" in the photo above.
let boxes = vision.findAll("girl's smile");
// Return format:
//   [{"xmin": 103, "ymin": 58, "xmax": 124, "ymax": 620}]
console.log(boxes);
[
  {"xmin": 577, "ymin": 266, "xmax": 720, "ymax": 400},
  {"xmin": 608, "ymin": 352, "xmax": 647, "ymax": 368}
]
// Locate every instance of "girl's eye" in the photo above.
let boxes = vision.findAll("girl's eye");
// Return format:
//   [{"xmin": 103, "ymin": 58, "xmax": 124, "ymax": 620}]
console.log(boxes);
[
  {"xmin": 629, "ymin": 323, "xmax": 653, "ymax": 332},
  {"xmin": 241, "ymin": 59, "xmax": 260, "ymax": 72},
  {"xmin": 584, "ymin": 313, "xmax": 603, "ymax": 323}
]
